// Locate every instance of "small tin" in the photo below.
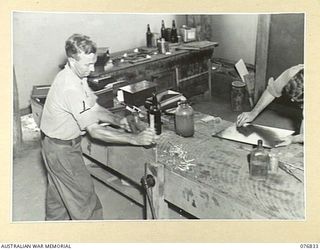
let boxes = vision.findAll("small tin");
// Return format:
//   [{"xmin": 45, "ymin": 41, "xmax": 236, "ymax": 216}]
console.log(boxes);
[
  {"xmin": 157, "ymin": 38, "xmax": 166, "ymax": 54},
  {"xmin": 152, "ymin": 33, "xmax": 160, "ymax": 47},
  {"xmin": 269, "ymin": 153, "xmax": 279, "ymax": 173},
  {"xmin": 231, "ymin": 81, "xmax": 246, "ymax": 112}
]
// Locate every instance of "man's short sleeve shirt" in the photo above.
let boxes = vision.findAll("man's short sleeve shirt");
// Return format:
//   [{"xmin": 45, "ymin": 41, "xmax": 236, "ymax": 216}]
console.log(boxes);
[{"xmin": 40, "ymin": 65, "xmax": 98, "ymax": 140}]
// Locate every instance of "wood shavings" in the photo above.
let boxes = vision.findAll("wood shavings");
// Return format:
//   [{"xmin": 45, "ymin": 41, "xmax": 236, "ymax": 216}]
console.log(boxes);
[{"xmin": 159, "ymin": 142, "xmax": 196, "ymax": 171}]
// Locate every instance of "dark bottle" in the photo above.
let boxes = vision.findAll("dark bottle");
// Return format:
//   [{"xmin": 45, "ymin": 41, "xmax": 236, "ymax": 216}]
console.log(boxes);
[
  {"xmin": 146, "ymin": 24, "xmax": 153, "ymax": 48},
  {"xmin": 170, "ymin": 20, "xmax": 178, "ymax": 43},
  {"xmin": 175, "ymin": 101, "xmax": 194, "ymax": 137},
  {"xmin": 148, "ymin": 93, "xmax": 162, "ymax": 135},
  {"xmin": 161, "ymin": 20, "xmax": 166, "ymax": 39},
  {"xmin": 249, "ymin": 140, "xmax": 269, "ymax": 180}
]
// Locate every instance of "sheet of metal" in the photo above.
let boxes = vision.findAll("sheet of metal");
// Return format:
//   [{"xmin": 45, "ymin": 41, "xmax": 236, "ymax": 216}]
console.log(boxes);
[{"xmin": 212, "ymin": 123, "xmax": 294, "ymax": 148}]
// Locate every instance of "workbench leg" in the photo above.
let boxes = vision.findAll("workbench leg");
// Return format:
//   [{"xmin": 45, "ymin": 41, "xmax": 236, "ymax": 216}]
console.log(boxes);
[
  {"xmin": 208, "ymin": 58, "xmax": 212, "ymax": 99},
  {"xmin": 145, "ymin": 162, "xmax": 168, "ymax": 219}
]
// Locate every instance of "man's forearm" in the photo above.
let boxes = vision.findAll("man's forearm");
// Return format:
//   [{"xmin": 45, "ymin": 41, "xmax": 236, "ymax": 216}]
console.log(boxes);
[
  {"xmin": 251, "ymin": 90, "xmax": 275, "ymax": 117},
  {"xmin": 87, "ymin": 123, "xmax": 137, "ymax": 145}
]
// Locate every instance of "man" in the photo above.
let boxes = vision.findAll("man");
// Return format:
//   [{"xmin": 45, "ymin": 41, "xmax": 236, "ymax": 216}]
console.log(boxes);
[
  {"xmin": 40, "ymin": 34, "xmax": 155, "ymax": 220},
  {"xmin": 236, "ymin": 64, "xmax": 304, "ymax": 147}
]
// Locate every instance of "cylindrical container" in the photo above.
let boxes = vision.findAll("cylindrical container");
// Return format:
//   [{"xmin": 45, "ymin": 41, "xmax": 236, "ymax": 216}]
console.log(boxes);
[
  {"xmin": 148, "ymin": 93, "xmax": 161, "ymax": 135},
  {"xmin": 157, "ymin": 38, "xmax": 166, "ymax": 54},
  {"xmin": 152, "ymin": 33, "xmax": 160, "ymax": 47},
  {"xmin": 146, "ymin": 24, "xmax": 153, "ymax": 48},
  {"xmin": 249, "ymin": 140, "xmax": 269, "ymax": 181},
  {"xmin": 231, "ymin": 81, "xmax": 246, "ymax": 112},
  {"xmin": 164, "ymin": 28, "xmax": 172, "ymax": 42},
  {"xmin": 148, "ymin": 106, "xmax": 161, "ymax": 135},
  {"xmin": 175, "ymin": 101, "xmax": 194, "ymax": 137},
  {"xmin": 268, "ymin": 152, "xmax": 279, "ymax": 173},
  {"xmin": 161, "ymin": 20, "xmax": 166, "ymax": 39}
]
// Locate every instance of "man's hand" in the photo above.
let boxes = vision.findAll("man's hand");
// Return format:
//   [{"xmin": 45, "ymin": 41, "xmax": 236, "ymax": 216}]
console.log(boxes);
[
  {"xmin": 275, "ymin": 135, "xmax": 293, "ymax": 147},
  {"xmin": 132, "ymin": 128, "xmax": 156, "ymax": 146},
  {"xmin": 275, "ymin": 133, "xmax": 303, "ymax": 147},
  {"xmin": 236, "ymin": 111, "xmax": 256, "ymax": 127}
]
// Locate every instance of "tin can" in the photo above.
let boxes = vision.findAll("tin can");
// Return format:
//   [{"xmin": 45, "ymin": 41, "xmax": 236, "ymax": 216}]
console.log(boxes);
[
  {"xmin": 231, "ymin": 81, "xmax": 246, "ymax": 112},
  {"xmin": 157, "ymin": 38, "xmax": 166, "ymax": 54},
  {"xmin": 152, "ymin": 33, "xmax": 160, "ymax": 47},
  {"xmin": 268, "ymin": 153, "xmax": 279, "ymax": 173}
]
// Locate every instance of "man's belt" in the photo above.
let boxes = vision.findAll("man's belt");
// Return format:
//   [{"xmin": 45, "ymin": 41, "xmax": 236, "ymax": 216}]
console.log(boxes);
[{"xmin": 41, "ymin": 131, "xmax": 81, "ymax": 146}]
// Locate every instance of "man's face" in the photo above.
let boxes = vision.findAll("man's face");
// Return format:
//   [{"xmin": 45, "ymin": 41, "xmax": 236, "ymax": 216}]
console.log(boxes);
[{"xmin": 70, "ymin": 52, "xmax": 97, "ymax": 78}]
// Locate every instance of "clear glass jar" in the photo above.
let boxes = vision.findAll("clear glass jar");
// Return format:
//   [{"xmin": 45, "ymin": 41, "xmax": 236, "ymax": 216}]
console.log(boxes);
[
  {"xmin": 175, "ymin": 101, "xmax": 194, "ymax": 137},
  {"xmin": 231, "ymin": 81, "xmax": 246, "ymax": 112},
  {"xmin": 249, "ymin": 140, "xmax": 269, "ymax": 180}
]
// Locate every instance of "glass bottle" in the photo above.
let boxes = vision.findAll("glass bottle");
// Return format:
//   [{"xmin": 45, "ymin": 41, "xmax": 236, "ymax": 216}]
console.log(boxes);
[
  {"xmin": 249, "ymin": 140, "xmax": 269, "ymax": 180},
  {"xmin": 146, "ymin": 24, "xmax": 153, "ymax": 48},
  {"xmin": 148, "ymin": 93, "xmax": 162, "ymax": 135},
  {"xmin": 175, "ymin": 101, "xmax": 194, "ymax": 137},
  {"xmin": 171, "ymin": 20, "xmax": 178, "ymax": 43},
  {"xmin": 161, "ymin": 20, "xmax": 166, "ymax": 39}
]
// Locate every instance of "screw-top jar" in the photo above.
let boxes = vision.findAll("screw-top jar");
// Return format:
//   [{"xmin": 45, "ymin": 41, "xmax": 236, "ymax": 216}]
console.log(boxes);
[
  {"xmin": 231, "ymin": 81, "xmax": 246, "ymax": 112},
  {"xmin": 175, "ymin": 101, "xmax": 194, "ymax": 137}
]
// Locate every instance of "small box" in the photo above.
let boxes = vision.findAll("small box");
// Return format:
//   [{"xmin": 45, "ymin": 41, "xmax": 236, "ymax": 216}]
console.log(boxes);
[
  {"xmin": 120, "ymin": 80, "xmax": 157, "ymax": 107},
  {"xmin": 180, "ymin": 26, "xmax": 196, "ymax": 42}
]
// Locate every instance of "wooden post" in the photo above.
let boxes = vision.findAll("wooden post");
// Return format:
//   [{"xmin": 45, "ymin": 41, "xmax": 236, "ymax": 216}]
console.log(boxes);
[
  {"xmin": 208, "ymin": 58, "xmax": 212, "ymax": 98},
  {"xmin": 145, "ymin": 162, "xmax": 168, "ymax": 219},
  {"xmin": 13, "ymin": 66, "xmax": 22, "ymax": 156},
  {"xmin": 175, "ymin": 67, "xmax": 180, "ymax": 91},
  {"xmin": 254, "ymin": 14, "xmax": 271, "ymax": 103}
]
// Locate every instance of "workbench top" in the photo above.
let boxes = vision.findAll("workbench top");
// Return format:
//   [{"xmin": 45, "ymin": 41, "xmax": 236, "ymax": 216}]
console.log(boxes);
[
  {"xmin": 91, "ymin": 41, "xmax": 219, "ymax": 76},
  {"xmin": 82, "ymin": 112, "xmax": 304, "ymax": 220},
  {"xmin": 154, "ymin": 113, "xmax": 304, "ymax": 219}
]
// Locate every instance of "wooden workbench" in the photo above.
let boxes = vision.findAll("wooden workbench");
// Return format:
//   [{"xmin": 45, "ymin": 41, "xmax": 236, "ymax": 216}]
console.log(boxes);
[
  {"xmin": 90, "ymin": 41, "xmax": 218, "ymax": 98},
  {"xmin": 82, "ymin": 112, "xmax": 304, "ymax": 220}
]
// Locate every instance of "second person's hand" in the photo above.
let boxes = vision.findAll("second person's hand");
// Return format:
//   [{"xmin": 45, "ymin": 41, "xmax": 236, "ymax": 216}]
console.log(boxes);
[{"xmin": 236, "ymin": 112, "xmax": 256, "ymax": 127}]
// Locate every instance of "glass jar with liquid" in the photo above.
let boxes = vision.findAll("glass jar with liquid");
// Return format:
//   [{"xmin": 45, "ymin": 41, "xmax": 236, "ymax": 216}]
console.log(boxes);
[{"xmin": 175, "ymin": 101, "xmax": 194, "ymax": 137}]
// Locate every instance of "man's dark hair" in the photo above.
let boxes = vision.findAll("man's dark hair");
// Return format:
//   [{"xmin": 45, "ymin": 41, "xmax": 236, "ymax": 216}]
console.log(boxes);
[
  {"xmin": 65, "ymin": 34, "xmax": 97, "ymax": 60},
  {"xmin": 285, "ymin": 69, "xmax": 304, "ymax": 103}
]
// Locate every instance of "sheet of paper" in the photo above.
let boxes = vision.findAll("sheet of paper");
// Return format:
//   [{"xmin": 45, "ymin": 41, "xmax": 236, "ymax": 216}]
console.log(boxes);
[
  {"xmin": 212, "ymin": 123, "xmax": 295, "ymax": 148},
  {"xmin": 235, "ymin": 59, "xmax": 249, "ymax": 82}
]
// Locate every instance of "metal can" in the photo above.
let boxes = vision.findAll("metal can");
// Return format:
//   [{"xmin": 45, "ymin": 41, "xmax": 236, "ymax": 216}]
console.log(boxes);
[
  {"xmin": 158, "ymin": 38, "xmax": 166, "ymax": 54},
  {"xmin": 231, "ymin": 81, "xmax": 246, "ymax": 112},
  {"xmin": 268, "ymin": 153, "xmax": 279, "ymax": 173}
]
